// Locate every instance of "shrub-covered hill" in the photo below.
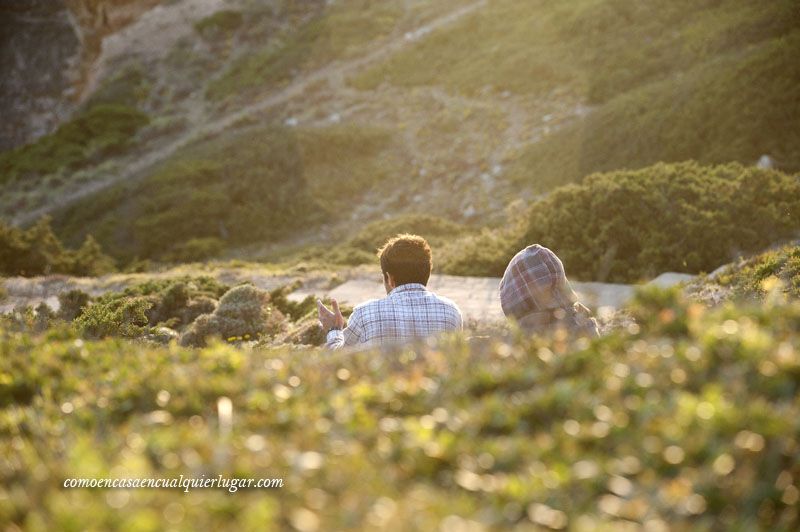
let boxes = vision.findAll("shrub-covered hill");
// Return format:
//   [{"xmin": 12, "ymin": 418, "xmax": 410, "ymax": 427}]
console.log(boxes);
[
  {"xmin": 3, "ymin": 0, "xmax": 798, "ymax": 253},
  {"xmin": 3, "ymin": 289, "xmax": 800, "ymax": 530},
  {"xmin": 354, "ymin": 0, "xmax": 800, "ymax": 190}
]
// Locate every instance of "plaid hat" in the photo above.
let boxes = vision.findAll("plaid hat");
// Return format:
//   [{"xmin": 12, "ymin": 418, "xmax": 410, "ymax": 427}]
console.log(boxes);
[{"xmin": 499, "ymin": 244, "xmax": 578, "ymax": 321}]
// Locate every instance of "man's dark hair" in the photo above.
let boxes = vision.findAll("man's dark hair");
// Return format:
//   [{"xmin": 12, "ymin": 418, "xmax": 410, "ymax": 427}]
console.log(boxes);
[{"xmin": 377, "ymin": 234, "xmax": 432, "ymax": 286}]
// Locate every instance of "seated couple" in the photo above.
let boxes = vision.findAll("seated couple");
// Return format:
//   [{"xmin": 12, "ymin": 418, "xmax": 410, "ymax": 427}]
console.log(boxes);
[{"xmin": 317, "ymin": 234, "xmax": 599, "ymax": 350}]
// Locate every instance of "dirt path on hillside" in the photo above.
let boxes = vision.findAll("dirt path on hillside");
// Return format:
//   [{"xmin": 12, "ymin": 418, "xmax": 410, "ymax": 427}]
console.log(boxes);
[{"xmin": 13, "ymin": 0, "xmax": 489, "ymax": 227}]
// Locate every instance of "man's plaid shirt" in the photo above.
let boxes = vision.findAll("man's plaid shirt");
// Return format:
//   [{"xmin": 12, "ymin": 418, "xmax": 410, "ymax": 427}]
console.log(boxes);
[{"xmin": 326, "ymin": 283, "xmax": 463, "ymax": 349}]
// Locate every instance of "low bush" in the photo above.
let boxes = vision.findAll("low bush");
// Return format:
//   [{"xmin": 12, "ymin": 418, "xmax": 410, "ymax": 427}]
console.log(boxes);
[
  {"xmin": 69, "ymin": 276, "xmax": 230, "ymax": 340},
  {"xmin": 347, "ymin": 214, "xmax": 465, "ymax": 253},
  {"xmin": 0, "ymin": 217, "xmax": 115, "ymax": 277},
  {"xmin": 180, "ymin": 285, "xmax": 287, "ymax": 347},
  {"xmin": 269, "ymin": 283, "xmax": 317, "ymax": 322},
  {"xmin": 74, "ymin": 296, "xmax": 152, "ymax": 340},
  {"xmin": 438, "ymin": 228, "xmax": 521, "ymax": 277},
  {"xmin": 57, "ymin": 289, "xmax": 92, "ymax": 321},
  {"xmin": 290, "ymin": 214, "xmax": 468, "ymax": 268}
]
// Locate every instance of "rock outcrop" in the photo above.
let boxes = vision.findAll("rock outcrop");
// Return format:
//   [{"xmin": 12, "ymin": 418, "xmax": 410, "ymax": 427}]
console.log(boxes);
[
  {"xmin": 0, "ymin": 0, "xmax": 159, "ymax": 152},
  {"xmin": 0, "ymin": 1, "xmax": 81, "ymax": 151}
]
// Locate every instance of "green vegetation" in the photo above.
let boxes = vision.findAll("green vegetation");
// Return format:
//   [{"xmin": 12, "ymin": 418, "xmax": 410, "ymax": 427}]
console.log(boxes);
[
  {"xmin": 443, "ymin": 162, "xmax": 800, "ymax": 282},
  {"xmin": 53, "ymin": 127, "xmax": 325, "ymax": 262},
  {"xmin": 0, "ymin": 105, "xmax": 149, "ymax": 184},
  {"xmin": 83, "ymin": 64, "xmax": 151, "ymax": 109},
  {"xmin": 27, "ymin": 274, "xmax": 326, "ymax": 349},
  {"xmin": 180, "ymin": 285, "xmax": 286, "ymax": 347},
  {"xmin": 4, "ymin": 288, "xmax": 800, "ymax": 529},
  {"xmin": 715, "ymin": 244, "xmax": 800, "ymax": 299},
  {"xmin": 0, "ymin": 217, "xmax": 114, "ymax": 277},
  {"xmin": 53, "ymin": 124, "xmax": 405, "ymax": 263},
  {"xmin": 69, "ymin": 276, "xmax": 228, "ymax": 336},
  {"xmin": 206, "ymin": 1, "xmax": 403, "ymax": 101},
  {"xmin": 295, "ymin": 125, "xmax": 404, "ymax": 205},
  {"xmin": 508, "ymin": 30, "xmax": 800, "ymax": 190},
  {"xmin": 288, "ymin": 213, "xmax": 468, "ymax": 267},
  {"xmin": 522, "ymin": 162, "xmax": 800, "ymax": 282},
  {"xmin": 352, "ymin": 0, "xmax": 800, "ymax": 189},
  {"xmin": 438, "ymin": 228, "xmax": 521, "ymax": 278},
  {"xmin": 194, "ymin": 10, "xmax": 244, "ymax": 39}
]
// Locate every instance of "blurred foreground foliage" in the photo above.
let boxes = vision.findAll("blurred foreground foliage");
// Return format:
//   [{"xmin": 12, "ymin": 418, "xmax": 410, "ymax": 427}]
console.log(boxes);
[{"xmin": 2, "ymin": 287, "xmax": 800, "ymax": 530}]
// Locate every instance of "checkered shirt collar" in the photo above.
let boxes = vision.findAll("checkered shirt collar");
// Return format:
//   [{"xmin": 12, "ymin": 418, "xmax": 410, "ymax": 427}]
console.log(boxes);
[{"xmin": 388, "ymin": 283, "xmax": 428, "ymax": 297}]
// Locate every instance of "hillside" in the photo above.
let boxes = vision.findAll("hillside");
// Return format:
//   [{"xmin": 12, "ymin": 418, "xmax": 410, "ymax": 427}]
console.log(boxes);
[{"xmin": 0, "ymin": 0, "xmax": 797, "ymax": 270}]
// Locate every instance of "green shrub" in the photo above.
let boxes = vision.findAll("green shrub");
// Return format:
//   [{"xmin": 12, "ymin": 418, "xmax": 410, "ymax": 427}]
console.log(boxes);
[
  {"xmin": 74, "ymin": 296, "xmax": 152, "ymax": 340},
  {"xmin": 518, "ymin": 162, "xmax": 800, "ymax": 282},
  {"xmin": 438, "ymin": 228, "xmax": 521, "ymax": 277},
  {"xmin": 0, "ymin": 218, "xmax": 114, "ymax": 277},
  {"xmin": 0, "ymin": 217, "xmax": 64, "ymax": 276},
  {"xmin": 348, "ymin": 214, "xmax": 465, "ymax": 253},
  {"xmin": 57, "ymin": 289, "xmax": 92, "ymax": 321},
  {"xmin": 269, "ymin": 283, "xmax": 317, "ymax": 321},
  {"xmin": 0, "ymin": 104, "xmax": 149, "ymax": 184},
  {"xmin": 180, "ymin": 285, "xmax": 287, "ymax": 347},
  {"xmin": 297, "ymin": 214, "xmax": 467, "ymax": 268},
  {"xmin": 69, "ymin": 277, "xmax": 231, "ymax": 340},
  {"xmin": 62, "ymin": 235, "xmax": 116, "ymax": 276},
  {"xmin": 442, "ymin": 162, "xmax": 800, "ymax": 282}
]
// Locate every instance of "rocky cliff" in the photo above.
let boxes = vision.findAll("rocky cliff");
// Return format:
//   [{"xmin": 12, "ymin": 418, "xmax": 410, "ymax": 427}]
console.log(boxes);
[
  {"xmin": 0, "ymin": 1, "xmax": 81, "ymax": 152},
  {"xmin": 0, "ymin": 0, "xmax": 158, "ymax": 152}
]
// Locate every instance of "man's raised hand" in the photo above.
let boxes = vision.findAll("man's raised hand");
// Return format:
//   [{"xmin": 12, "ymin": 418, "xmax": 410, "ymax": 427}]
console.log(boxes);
[{"xmin": 317, "ymin": 298, "xmax": 345, "ymax": 331}]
